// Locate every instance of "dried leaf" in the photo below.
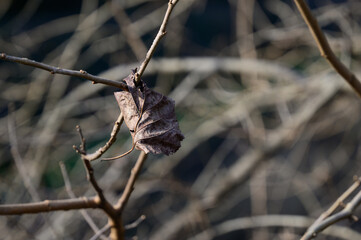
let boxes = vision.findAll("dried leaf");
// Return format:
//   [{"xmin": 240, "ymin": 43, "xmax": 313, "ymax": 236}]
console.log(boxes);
[{"xmin": 114, "ymin": 71, "xmax": 184, "ymax": 155}]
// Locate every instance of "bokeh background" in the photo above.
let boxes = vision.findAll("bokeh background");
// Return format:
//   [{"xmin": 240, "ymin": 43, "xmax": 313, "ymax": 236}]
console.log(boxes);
[{"xmin": 2, "ymin": 0, "xmax": 361, "ymax": 239}]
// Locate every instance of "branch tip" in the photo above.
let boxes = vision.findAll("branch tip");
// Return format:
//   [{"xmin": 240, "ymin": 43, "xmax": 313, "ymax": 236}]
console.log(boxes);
[
  {"xmin": 351, "ymin": 215, "xmax": 359, "ymax": 222},
  {"xmin": 73, "ymin": 145, "xmax": 82, "ymax": 154},
  {"xmin": 124, "ymin": 214, "xmax": 147, "ymax": 230}
]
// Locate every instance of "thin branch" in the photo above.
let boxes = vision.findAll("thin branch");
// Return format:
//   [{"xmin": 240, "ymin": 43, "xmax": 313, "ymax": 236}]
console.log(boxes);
[
  {"xmin": 135, "ymin": 0, "xmax": 179, "ymax": 82},
  {"xmin": 59, "ymin": 161, "xmax": 108, "ymax": 240},
  {"xmin": 301, "ymin": 177, "xmax": 361, "ymax": 240},
  {"xmin": 115, "ymin": 151, "xmax": 148, "ymax": 213},
  {"xmin": 59, "ymin": 161, "xmax": 76, "ymax": 198},
  {"xmin": 0, "ymin": 197, "xmax": 100, "ymax": 215},
  {"xmin": 313, "ymin": 176, "xmax": 361, "ymax": 226},
  {"xmin": 82, "ymin": 113, "xmax": 124, "ymax": 161},
  {"xmin": 83, "ymin": 159, "xmax": 109, "ymax": 206},
  {"xmin": 101, "ymin": 143, "xmax": 136, "ymax": 161},
  {"xmin": 125, "ymin": 215, "xmax": 146, "ymax": 230},
  {"xmin": 73, "ymin": 126, "xmax": 114, "ymax": 212},
  {"xmin": 0, "ymin": 53, "xmax": 128, "ymax": 91},
  {"xmin": 90, "ymin": 224, "xmax": 111, "ymax": 240},
  {"xmin": 293, "ymin": 0, "xmax": 361, "ymax": 97},
  {"xmin": 102, "ymin": 93, "xmax": 146, "ymax": 161},
  {"xmin": 73, "ymin": 125, "xmax": 123, "ymax": 240}
]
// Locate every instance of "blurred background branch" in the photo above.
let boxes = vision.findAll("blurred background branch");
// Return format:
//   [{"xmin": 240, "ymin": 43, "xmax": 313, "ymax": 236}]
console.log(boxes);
[
  {"xmin": 294, "ymin": 0, "xmax": 361, "ymax": 97},
  {"xmin": 2, "ymin": 0, "xmax": 361, "ymax": 239},
  {"xmin": 301, "ymin": 177, "xmax": 361, "ymax": 240}
]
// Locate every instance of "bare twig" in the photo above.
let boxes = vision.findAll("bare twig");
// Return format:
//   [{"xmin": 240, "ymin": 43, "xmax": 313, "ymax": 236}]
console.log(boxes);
[
  {"xmin": 0, "ymin": 53, "xmax": 128, "ymax": 90},
  {"xmin": 313, "ymin": 176, "xmax": 361, "ymax": 226},
  {"xmin": 73, "ymin": 125, "xmax": 124, "ymax": 240},
  {"xmin": 102, "ymin": 93, "xmax": 146, "ymax": 161},
  {"xmin": 0, "ymin": 197, "xmax": 100, "ymax": 215},
  {"xmin": 59, "ymin": 161, "xmax": 108, "ymax": 240},
  {"xmin": 90, "ymin": 224, "xmax": 111, "ymax": 240},
  {"xmin": 83, "ymin": 158, "xmax": 112, "ymax": 208},
  {"xmin": 301, "ymin": 177, "xmax": 361, "ymax": 240},
  {"xmin": 101, "ymin": 143, "xmax": 136, "ymax": 161},
  {"xmin": 59, "ymin": 161, "xmax": 77, "ymax": 199},
  {"xmin": 124, "ymin": 215, "xmax": 146, "ymax": 230},
  {"xmin": 73, "ymin": 126, "xmax": 114, "ymax": 212},
  {"xmin": 135, "ymin": 0, "xmax": 179, "ymax": 82},
  {"xmin": 293, "ymin": 0, "xmax": 361, "ymax": 97},
  {"xmin": 115, "ymin": 151, "xmax": 148, "ymax": 212},
  {"xmin": 82, "ymin": 113, "xmax": 124, "ymax": 161}
]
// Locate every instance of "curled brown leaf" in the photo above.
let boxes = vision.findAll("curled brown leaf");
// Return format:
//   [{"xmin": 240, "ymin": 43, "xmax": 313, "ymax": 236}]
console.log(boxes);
[{"xmin": 114, "ymin": 71, "xmax": 184, "ymax": 156}]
